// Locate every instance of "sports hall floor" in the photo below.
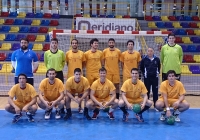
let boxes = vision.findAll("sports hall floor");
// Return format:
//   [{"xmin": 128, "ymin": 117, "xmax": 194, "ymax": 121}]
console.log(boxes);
[{"xmin": 0, "ymin": 97, "xmax": 200, "ymax": 140}]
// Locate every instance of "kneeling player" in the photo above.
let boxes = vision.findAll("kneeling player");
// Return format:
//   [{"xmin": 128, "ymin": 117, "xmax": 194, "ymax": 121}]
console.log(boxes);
[
  {"xmin": 64, "ymin": 68, "xmax": 91, "ymax": 120},
  {"xmin": 37, "ymin": 68, "xmax": 65, "ymax": 120},
  {"xmin": 155, "ymin": 70, "xmax": 190, "ymax": 122},
  {"xmin": 5, "ymin": 74, "xmax": 38, "ymax": 123},
  {"xmin": 119, "ymin": 68, "xmax": 152, "ymax": 122},
  {"xmin": 86, "ymin": 67, "xmax": 118, "ymax": 120}
]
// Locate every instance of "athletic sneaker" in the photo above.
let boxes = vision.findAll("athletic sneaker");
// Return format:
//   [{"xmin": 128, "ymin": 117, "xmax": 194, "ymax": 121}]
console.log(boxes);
[
  {"xmin": 63, "ymin": 113, "xmax": 72, "ymax": 120},
  {"xmin": 122, "ymin": 113, "xmax": 129, "ymax": 121},
  {"xmin": 92, "ymin": 110, "xmax": 100, "ymax": 120},
  {"xmin": 26, "ymin": 112, "xmax": 34, "ymax": 122},
  {"xmin": 107, "ymin": 112, "xmax": 115, "ymax": 120},
  {"xmin": 44, "ymin": 109, "xmax": 52, "ymax": 120},
  {"xmin": 160, "ymin": 111, "xmax": 166, "ymax": 121},
  {"xmin": 78, "ymin": 107, "xmax": 83, "ymax": 114},
  {"xmin": 12, "ymin": 113, "xmax": 22, "ymax": 123},
  {"xmin": 173, "ymin": 109, "xmax": 180, "ymax": 122},
  {"xmin": 84, "ymin": 114, "xmax": 92, "ymax": 120},
  {"xmin": 55, "ymin": 109, "xmax": 61, "ymax": 119},
  {"xmin": 135, "ymin": 113, "xmax": 144, "ymax": 122}
]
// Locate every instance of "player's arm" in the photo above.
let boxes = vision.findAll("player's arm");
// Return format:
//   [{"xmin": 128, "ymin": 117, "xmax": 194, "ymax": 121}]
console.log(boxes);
[
  {"xmin": 54, "ymin": 91, "xmax": 64, "ymax": 103},
  {"xmin": 121, "ymin": 91, "xmax": 132, "ymax": 109},
  {"xmin": 140, "ymin": 59, "xmax": 144, "ymax": 75},
  {"xmin": 8, "ymin": 96, "xmax": 20, "ymax": 110},
  {"xmin": 38, "ymin": 91, "xmax": 49, "ymax": 106},
  {"xmin": 65, "ymin": 90, "xmax": 78, "ymax": 102},
  {"xmin": 102, "ymin": 58, "xmax": 105, "ymax": 67},
  {"xmin": 106, "ymin": 90, "xmax": 116, "ymax": 105},
  {"xmin": 79, "ymin": 89, "xmax": 89, "ymax": 102},
  {"xmin": 162, "ymin": 92, "xmax": 171, "ymax": 116},
  {"xmin": 179, "ymin": 47, "xmax": 183, "ymax": 64},
  {"xmin": 90, "ymin": 89, "xmax": 103, "ymax": 107},
  {"xmin": 22, "ymin": 96, "xmax": 37, "ymax": 112},
  {"xmin": 32, "ymin": 53, "xmax": 39, "ymax": 72},
  {"xmin": 44, "ymin": 52, "xmax": 48, "ymax": 68},
  {"xmin": 141, "ymin": 92, "xmax": 148, "ymax": 109}
]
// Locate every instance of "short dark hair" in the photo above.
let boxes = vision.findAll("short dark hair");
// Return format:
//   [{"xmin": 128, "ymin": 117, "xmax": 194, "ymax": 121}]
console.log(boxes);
[
  {"xmin": 90, "ymin": 38, "xmax": 99, "ymax": 46},
  {"xmin": 74, "ymin": 68, "xmax": 81, "ymax": 73},
  {"xmin": 131, "ymin": 68, "xmax": 139, "ymax": 73},
  {"xmin": 99, "ymin": 67, "xmax": 107, "ymax": 73},
  {"xmin": 71, "ymin": 39, "xmax": 78, "ymax": 44},
  {"xmin": 51, "ymin": 38, "xmax": 58, "ymax": 43},
  {"xmin": 20, "ymin": 38, "xmax": 29, "ymax": 43},
  {"xmin": 168, "ymin": 33, "xmax": 175, "ymax": 38},
  {"xmin": 108, "ymin": 38, "xmax": 115, "ymax": 42},
  {"xmin": 47, "ymin": 68, "xmax": 56, "ymax": 74},
  {"xmin": 127, "ymin": 40, "xmax": 134, "ymax": 46},
  {"xmin": 18, "ymin": 73, "xmax": 27, "ymax": 80},
  {"xmin": 166, "ymin": 70, "xmax": 176, "ymax": 77}
]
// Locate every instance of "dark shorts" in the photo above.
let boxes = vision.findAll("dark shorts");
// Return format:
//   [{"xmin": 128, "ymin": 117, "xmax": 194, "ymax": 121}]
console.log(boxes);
[
  {"xmin": 162, "ymin": 73, "xmax": 181, "ymax": 81},
  {"xmin": 15, "ymin": 77, "xmax": 34, "ymax": 86}
]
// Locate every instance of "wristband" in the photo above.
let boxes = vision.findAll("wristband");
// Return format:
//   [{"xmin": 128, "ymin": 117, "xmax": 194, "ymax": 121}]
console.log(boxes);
[{"xmin": 166, "ymin": 107, "xmax": 170, "ymax": 111}]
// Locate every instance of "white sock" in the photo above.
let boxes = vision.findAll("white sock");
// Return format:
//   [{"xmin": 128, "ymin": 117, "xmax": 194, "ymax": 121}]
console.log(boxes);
[{"xmin": 109, "ymin": 108, "xmax": 114, "ymax": 113}]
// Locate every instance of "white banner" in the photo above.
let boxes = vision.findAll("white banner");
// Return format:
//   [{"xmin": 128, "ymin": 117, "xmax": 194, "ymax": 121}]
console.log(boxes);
[{"xmin": 75, "ymin": 17, "xmax": 136, "ymax": 40}]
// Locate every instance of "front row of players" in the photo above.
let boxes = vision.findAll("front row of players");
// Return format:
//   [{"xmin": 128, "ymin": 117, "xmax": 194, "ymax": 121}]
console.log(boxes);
[{"xmin": 5, "ymin": 67, "xmax": 190, "ymax": 123}]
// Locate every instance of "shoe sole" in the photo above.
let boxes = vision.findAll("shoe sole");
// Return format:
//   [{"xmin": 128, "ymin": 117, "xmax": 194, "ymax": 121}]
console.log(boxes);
[
  {"xmin": 55, "ymin": 116, "xmax": 61, "ymax": 119},
  {"xmin": 92, "ymin": 112, "xmax": 100, "ymax": 120}
]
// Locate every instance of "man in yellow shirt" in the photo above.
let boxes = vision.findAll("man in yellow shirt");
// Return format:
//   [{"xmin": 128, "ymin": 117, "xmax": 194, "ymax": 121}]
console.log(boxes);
[
  {"xmin": 66, "ymin": 39, "xmax": 85, "ymax": 78},
  {"xmin": 86, "ymin": 67, "xmax": 118, "ymax": 120},
  {"xmin": 84, "ymin": 38, "xmax": 103, "ymax": 85},
  {"xmin": 121, "ymin": 40, "xmax": 141, "ymax": 83},
  {"xmin": 119, "ymin": 68, "xmax": 152, "ymax": 122},
  {"xmin": 102, "ymin": 38, "xmax": 121, "ymax": 99},
  {"xmin": 155, "ymin": 70, "xmax": 190, "ymax": 122},
  {"xmin": 64, "ymin": 68, "xmax": 91, "ymax": 120},
  {"xmin": 5, "ymin": 74, "xmax": 38, "ymax": 123},
  {"xmin": 37, "ymin": 68, "xmax": 65, "ymax": 120}
]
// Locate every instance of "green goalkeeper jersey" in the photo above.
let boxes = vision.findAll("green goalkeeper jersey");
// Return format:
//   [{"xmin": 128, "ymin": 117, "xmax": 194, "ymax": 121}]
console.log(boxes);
[{"xmin": 160, "ymin": 43, "xmax": 183, "ymax": 74}]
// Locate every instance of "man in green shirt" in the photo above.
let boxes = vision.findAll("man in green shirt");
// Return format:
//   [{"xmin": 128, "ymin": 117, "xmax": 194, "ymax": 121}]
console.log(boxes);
[
  {"xmin": 44, "ymin": 38, "xmax": 65, "ymax": 83},
  {"xmin": 160, "ymin": 33, "xmax": 183, "ymax": 81}
]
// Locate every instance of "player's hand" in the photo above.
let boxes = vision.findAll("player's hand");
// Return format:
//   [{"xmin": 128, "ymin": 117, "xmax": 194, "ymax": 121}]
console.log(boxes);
[
  {"xmin": 103, "ymin": 102, "xmax": 109, "ymax": 108},
  {"xmin": 99, "ymin": 103, "xmax": 104, "ymax": 109},
  {"xmin": 140, "ymin": 103, "xmax": 145, "ymax": 110},
  {"xmin": 49, "ymin": 101, "xmax": 56, "ymax": 108},
  {"xmin": 128, "ymin": 103, "xmax": 133, "ymax": 110},
  {"xmin": 44, "ymin": 101, "xmax": 50, "ymax": 109},
  {"xmin": 14, "ymin": 106, "xmax": 21, "ymax": 114},
  {"xmin": 22, "ymin": 105, "xmax": 29, "ymax": 112},
  {"xmin": 173, "ymin": 101, "xmax": 180, "ymax": 109},
  {"xmin": 166, "ymin": 110, "xmax": 171, "ymax": 117}
]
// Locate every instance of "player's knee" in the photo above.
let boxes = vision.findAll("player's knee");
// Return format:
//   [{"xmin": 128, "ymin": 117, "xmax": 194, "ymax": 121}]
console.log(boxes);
[
  {"xmin": 86, "ymin": 100, "xmax": 93, "ymax": 108},
  {"xmin": 118, "ymin": 99, "xmax": 125, "ymax": 107},
  {"xmin": 5, "ymin": 104, "xmax": 11, "ymax": 111},
  {"xmin": 155, "ymin": 101, "xmax": 163, "ymax": 110},
  {"xmin": 183, "ymin": 102, "xmax": 190, "ymax": 110},
  {"xmin": 31, "ymin": 104, "xmax": 38, "ymax": 111},
  {"xmin": 65, "ymin": 95, "xmax": 70, "ymax": 102}
]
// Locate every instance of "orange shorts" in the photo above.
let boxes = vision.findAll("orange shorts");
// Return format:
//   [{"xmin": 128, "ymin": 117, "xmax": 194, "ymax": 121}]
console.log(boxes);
[
  {"xmin": 86, "ymin": 73, "xmax": 99, "ymax": 85},
  {"xmin": 158, "ymin": 98, "xmax": 186, "ymax": 107},
  {"xmin": 127, "ymin": 98, "xmax": 143, "ymax": 104},
  {"xmin": 106, "ymin": 74, "xmax": 120, "ymax": 84},
  {"xmin": 14, "ymin": 101, "xmax": 28, "ymax": 110}
]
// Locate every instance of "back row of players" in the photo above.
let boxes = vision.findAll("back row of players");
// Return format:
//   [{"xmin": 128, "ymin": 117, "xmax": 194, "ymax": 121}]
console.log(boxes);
[{"xmin": 7, "ymin": 34, "xmax": 189, "ymax": 123}]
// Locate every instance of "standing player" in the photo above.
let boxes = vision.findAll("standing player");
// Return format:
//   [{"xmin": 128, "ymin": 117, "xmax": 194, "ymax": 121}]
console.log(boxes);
[
  {"xmin": 64, "ymin": 68, "xmax": 91, "ymax": 120},
  {"xmin": 84, "ymin": 38, "xmax": 103, "ymax": 85},
  {"xmin": 121, "ymin": 40, "xmax": 141, "ymax": 83},
  {"xmin": 5, "ymin": 74, "xmax": 38, "ymax": 123},
  {"xmin": 11, "ymin": 38, "xmax": 38, "ymax": 86},
  {"xmin": 155, "ymin": 70, "xmax": 190, "ymax": 122},
  {"xmin": 66, "ymin": 39, "xmax": 84, "ymax": 78},
  {"xmin": 160, "ymin": 33, "xmax": 183, "ymax": 81},
  {"xmin": 86, "ymin": 67, "xmax": 118, "ymax": 120},
  {"xmin": 140, "ymin": 47, "xmax": 160, "ymax": 110},
  {"xmin": 44, "ymin": 38, "xmax": 65, "ymax": 83},
  {"xmin": 119, "ymin": 68, "xmax": 152, "ymax": 122},
  {"xmin": 37, "ymin": 68, "xmax": 65, "ymax": 120},
  {"xmin": 102, "ymin": 38, "xmax": 121, "ymax": 99}
]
